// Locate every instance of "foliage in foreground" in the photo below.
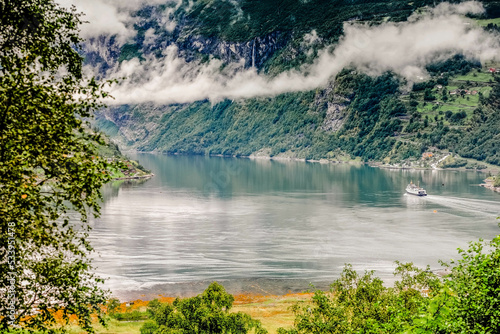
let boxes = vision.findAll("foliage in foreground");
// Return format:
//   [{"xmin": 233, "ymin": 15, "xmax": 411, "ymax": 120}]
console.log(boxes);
[
  {"xmin": 137, "ymin": 232, "xmax": 500, "ymax": 334},
  {"xmin": 0, "ymin": 0, "xmax": 111, "ymax": 332},
  {"xmin": 141, "ymin": 282, "xmax": 267, "ymax": 334},
  {"xmin": 278, "ymin": 233, "xmax": 500, "ymax": 334}
]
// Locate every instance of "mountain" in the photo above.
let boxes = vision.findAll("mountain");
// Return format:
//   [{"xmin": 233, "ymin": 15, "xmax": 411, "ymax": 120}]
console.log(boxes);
[{"xmin": 89, "ymin": 0, "xmax": 500, "ymax": 167}]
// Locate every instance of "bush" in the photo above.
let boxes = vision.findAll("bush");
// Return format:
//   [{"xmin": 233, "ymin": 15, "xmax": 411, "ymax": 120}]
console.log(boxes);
[
  {"xmin": 443, "ymin": 235, "xmax": 500, "ymax": 333},
  {"xmin": 141, "ymin": 320, "xmax": 159, "ymax": 334},
  {"xmin": 449, "ymin": 111, "xmax": 467, "ymax": 124},
  {"xmin": 277, "ymin": 263, "xmax": 441, "ymax": 334},
  {"xmin": 438, "ymin": 155, "xmax": 468, "ymax": 168},
  {"xmin": 280, "ymin": 233, "xmax": 500, "ymax": 334},
  {"xmin": 143, "ymin": 282, "xmax": 267, "ymax": 334},
  {"xmin": 494, "ymin": 175, "xmax": 500, "ymax": 187}
]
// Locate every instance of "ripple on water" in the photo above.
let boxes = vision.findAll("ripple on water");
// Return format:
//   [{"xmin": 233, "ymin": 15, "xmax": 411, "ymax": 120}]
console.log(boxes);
[{"xmin": 89, "ymin": 154, "xmax": 500, "ymax": 296}]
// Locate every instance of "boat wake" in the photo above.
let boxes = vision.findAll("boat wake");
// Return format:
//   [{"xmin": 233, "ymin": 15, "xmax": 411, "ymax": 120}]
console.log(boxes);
[{"xmin": 425, "ymin": 195, "xmax": 500, "ymax": 217}]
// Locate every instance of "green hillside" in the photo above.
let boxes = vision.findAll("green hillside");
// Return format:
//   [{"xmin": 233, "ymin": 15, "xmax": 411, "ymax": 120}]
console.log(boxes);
[
  {"xmin": 95, "ymin": 0, "xmax": 500, "ymax": 167},
  {"xmin": 98, "ymin": 61, "xmax": 500, "ymax": 166}
]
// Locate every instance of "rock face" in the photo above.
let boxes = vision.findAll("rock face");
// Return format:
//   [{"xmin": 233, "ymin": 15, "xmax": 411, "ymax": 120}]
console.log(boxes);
[
  {"xmin": 83, "ymin": 7, "xmax": 291, "ymax": 72},
  {"xmin": 98, "ymin": 104, "xmax": 164, "ymax": 148},
  {"xmin": 86, "ymin": 2, "xmax": 350, "ymax": 156},
  {"xmin": 178, "ymin": 31, "xmax": 291, "ymax": 69},
  {"xmin": 321, "ymin": 103, "xmax": 347, "ymax": 132},
  {"xmin": 82, "ymin": 36, "xmax": 121, "ymax": 75}
]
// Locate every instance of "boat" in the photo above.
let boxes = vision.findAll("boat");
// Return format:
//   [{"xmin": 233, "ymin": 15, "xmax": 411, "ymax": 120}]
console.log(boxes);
[{"xmin": 406, "ymin": 181, "xmax": 427, "ymax": 196}]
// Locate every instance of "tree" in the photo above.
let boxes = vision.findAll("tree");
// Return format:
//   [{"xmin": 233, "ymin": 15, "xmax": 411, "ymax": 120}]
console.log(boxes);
[
  {"xmin": 0, "ymin": 0, "xmax": 111, "ymax": 332},
  {"xmin": 423, "ymin": 88, "xmax": 435, "ymax": 101},
  {"xmin": 443, "ymin": 235, "xmax": 500, "ymax": 333},
  {"xmin": 143, "ymin": 282, "xmax": 268, "ymax": 334},
  {"xmin": 494, "ymin": 173, "xmax": 500, "ymax": 188},
  {"xmin": 277, "ymin": 263, "xmax": 441, "ymax": 334},
  {"xmin": 441, "ymin": 88, "xmax": 448, "ymax": 102},
  {"xmin": 279, "ymin": 232, "xmax": 500, "ymax": 334}
]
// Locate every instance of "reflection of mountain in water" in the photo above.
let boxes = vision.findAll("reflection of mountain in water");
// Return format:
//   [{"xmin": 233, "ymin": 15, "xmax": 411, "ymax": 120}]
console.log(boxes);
[
  {"xmin": 101, "ymin": 178, "xmax": 152, "ymax": 202},
  {"xmin": 121, "ymin": 154, "xmax": 494, "ymax": 205},
  {"xmin": 91, "ymin": 154, "xmax": 500, "ymax": 295}
]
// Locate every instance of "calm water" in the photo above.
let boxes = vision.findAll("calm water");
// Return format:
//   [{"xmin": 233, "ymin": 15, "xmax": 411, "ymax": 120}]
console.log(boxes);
[{"xmin": 90, "ymin": 154, "xmax": 500, "ymax": 295}]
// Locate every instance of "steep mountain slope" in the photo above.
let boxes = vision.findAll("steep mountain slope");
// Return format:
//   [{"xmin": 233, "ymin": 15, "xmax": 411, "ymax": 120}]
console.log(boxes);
[
  {"xmin": 92, "ymin": 0, "xmax": 500, "ymax": 166},
  {"xmin": 86, "ymin": 0, "xmax": 441, "ymax": 73}
]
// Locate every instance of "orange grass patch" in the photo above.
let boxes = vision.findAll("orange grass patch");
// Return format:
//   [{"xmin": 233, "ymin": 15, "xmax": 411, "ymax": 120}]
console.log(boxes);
[
  {"xmin": 233, "ymin": 293, "xmax": 314, "ymax": 334},
  {"xmin": 102, "ymin": 293, "xmax": 314, "ymax": 334},
  {"xmin": 233, "ymin": 292, "xmax": 313, "ymax": 305},
  {"xmin": 233, "ymin": 294, "xmax": 269, "ymax": 305}
]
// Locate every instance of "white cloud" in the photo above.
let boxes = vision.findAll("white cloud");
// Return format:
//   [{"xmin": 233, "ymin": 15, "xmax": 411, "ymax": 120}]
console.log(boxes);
[
  {"xmin": 56, "ymin": 0, "xmax": 181, "ymax": 44},
  {"xmin": 143, "ymin": 28, "xmax": 157, "ymax": 46},
  {"xmin": 103, "ymin": 1, "xmax": 500, "ymax": 105},
  {"xmin": 429, "ymin": 0, "xmax": 485, "ymax": 17},
  {"xmin": 56, "ymin": 0, "xmax": 132, "ymax": 44},
  {"xmin": 162, "ymin": 7, "xmax": 178, "ymax": 32},
  {"xmin": 333, "ymin": 11, "xmax": 499, "ymax": 79}
]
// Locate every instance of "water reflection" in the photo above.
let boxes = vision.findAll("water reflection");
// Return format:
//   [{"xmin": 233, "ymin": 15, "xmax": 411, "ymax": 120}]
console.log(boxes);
[
  {"xmin": 89, "ymin": 154, "xmax": 500, "ymax": 295},
  {"xmin": 403, "ymin": 193, "xmax": 428, "ymax": 209}
]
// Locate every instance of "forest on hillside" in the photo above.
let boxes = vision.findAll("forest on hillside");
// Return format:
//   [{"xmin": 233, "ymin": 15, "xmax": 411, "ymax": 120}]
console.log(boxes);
[{"xmin": 94, "ymin": 0, "xmax": 500, "ymax": 167}]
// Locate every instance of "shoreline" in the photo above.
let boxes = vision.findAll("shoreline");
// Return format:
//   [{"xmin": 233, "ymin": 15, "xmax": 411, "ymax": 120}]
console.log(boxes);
[
  {"xmin": 376, "ymin": 164, "xmax": 498, "ymax": 173},
  {"xmin": 112, "ymin": 173, "xmax": 155, "ymax": 181},
  {"xmin": 109, "ymin": 278, "xmax": 333, "ymax": 302},
  {"xmin": 480, "ymin": 179, "xmax": 500, "ymax": 193},
  {"xmin": 124, "ymin": 150, "xmax": 500, "ymax": 174},
  {"xmin": 109, "ymin": 269, "xmax": 449, "ymax": 303},
  {"xmin": 127, "ymin": 150, "xmax": 361, "ymax": 165}
]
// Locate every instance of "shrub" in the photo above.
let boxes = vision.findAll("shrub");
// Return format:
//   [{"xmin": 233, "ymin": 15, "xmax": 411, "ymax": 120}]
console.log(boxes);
[
  {"xmin": 143, "ymin": 282, "xmax": 267, "ymax": 334},
  {"xmin": 280, "ymin": 233, "xmax": 500, "ymax": 334},
  {"xmin": 438, "ymin": 155, "xmax": 468, "ymax": 168}
]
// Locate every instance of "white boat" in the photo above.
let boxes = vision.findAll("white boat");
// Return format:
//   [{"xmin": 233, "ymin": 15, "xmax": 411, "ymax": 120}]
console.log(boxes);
[{"xmin": 406, "ymin": 181, "xmax": 427, "ymax": 196}]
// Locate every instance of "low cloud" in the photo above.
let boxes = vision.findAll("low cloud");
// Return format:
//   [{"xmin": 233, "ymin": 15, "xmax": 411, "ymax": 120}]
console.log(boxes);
[
  {"xmin": 335, "ymin": 9, "xmax": 498, "ymax": 79},
  {"xmin": 104, "ymin": 1, "xmax": 499, "ymax": 105},
  {"xmin": 428, "ymin": 0, "xmax": 485, "ymax": 16},
  {"xmin": 56, "ymin": 0, "xmax": 181, "ymax": 44},
  {"xmin": 56, "ymin": 0, "xmax": 132, "ymax": 44}
]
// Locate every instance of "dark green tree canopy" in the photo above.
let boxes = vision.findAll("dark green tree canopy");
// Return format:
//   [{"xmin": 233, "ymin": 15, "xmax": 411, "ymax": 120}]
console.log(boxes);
[
  {"xmin": 143, "ymin": 282, "xmax": 268, "ymax": 334},
  {"xmin": 0, "ymin": 0, "xmax": 83, "ymax": 76}
]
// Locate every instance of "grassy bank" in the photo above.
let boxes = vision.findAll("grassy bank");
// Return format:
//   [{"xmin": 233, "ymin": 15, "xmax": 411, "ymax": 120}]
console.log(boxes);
[{"xmin": 64, "ymin": 293, "xmax": 312, "ymax": 334}]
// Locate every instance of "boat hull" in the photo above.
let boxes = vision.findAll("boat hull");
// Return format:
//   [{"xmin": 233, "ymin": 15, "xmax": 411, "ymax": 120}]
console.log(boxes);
[{"xmin": 406, "ymin": 190, "xmax": 427, "ymax": 196}]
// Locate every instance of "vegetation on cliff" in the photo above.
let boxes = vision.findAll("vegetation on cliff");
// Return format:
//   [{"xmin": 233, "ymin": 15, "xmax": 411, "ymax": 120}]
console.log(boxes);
[
  {"xmin": 99, "ymin": 58, "xmax": 500, "ymax": 167},
  {"xmin": 91, "ymin": 1, "xmax": 500, "ymax": 167}
]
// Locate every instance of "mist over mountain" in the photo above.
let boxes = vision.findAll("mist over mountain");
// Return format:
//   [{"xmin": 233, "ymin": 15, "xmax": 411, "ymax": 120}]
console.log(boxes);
[{"xmin": 63, "ymin": 0, "xmax": 500, "ymax": 166}]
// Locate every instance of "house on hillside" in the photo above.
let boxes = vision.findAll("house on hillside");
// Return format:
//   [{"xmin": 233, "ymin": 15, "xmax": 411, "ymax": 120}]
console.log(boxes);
[{"xmin": 422, "ymin": 152, "xmax": 433, "ymax": 160}]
